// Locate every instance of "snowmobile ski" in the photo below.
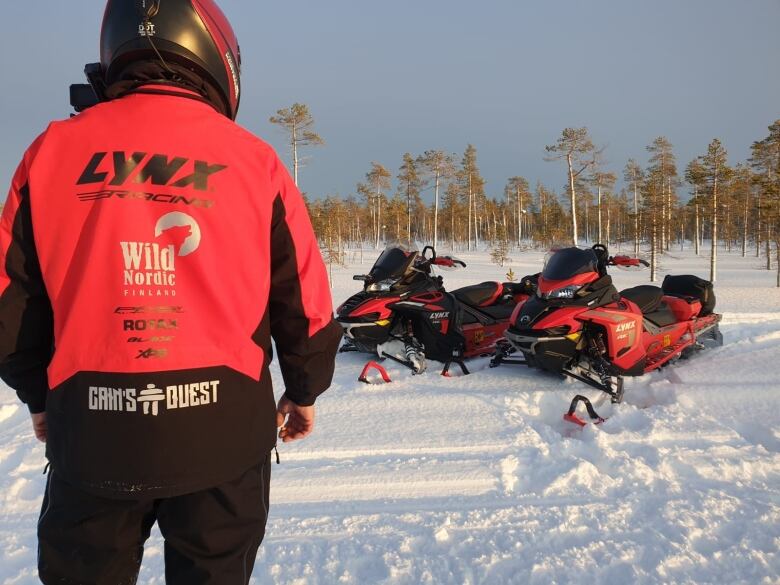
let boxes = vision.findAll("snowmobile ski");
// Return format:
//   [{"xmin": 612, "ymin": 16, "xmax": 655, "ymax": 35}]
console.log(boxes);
[{"xmin": 563, "ymin": 394, "xmax": 606, "ymax": 427}]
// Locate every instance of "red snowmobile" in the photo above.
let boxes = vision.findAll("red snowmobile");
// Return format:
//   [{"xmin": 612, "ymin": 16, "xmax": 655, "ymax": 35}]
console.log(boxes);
[
  {"xmin": 337, "ymin": 246, "xmax": 534, "ymax": 377},
  {"xmin": 492, "ymin": 244, "xmax": 723, "ymax": 424}
]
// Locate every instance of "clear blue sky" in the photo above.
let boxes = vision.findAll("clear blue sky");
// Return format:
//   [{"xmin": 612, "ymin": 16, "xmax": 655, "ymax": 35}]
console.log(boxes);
[{"xmin": 1, "ymin": 0, "xmax": 778, "ymax": 202}]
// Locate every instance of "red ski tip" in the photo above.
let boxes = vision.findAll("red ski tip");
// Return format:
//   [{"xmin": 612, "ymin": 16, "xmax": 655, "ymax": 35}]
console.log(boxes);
[
  {"xmin": 563, "ymin": 412, "xmax": 606, "ymax": 426},
  {"xmin": 358, "ymin": 361, "xmax": 392, "ymax": 384},
  {"xmin": 563, "ymin": 413, "xmax": 587, "ymax": 427}
]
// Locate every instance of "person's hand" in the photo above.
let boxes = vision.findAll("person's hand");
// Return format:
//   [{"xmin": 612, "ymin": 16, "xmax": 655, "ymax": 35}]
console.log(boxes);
[
  {"xmin": 30, "ymin": 412, "xmax": 47, "ymax": 443},
  {"xmin": 275, "ymin": 395, "xmax": 315, "ymax": 443}
]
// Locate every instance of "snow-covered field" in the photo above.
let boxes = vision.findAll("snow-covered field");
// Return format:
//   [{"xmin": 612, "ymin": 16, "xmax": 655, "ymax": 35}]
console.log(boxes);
[{"xmin": 1, "ymin": 246, "xmax": 779, "ymax": 584}]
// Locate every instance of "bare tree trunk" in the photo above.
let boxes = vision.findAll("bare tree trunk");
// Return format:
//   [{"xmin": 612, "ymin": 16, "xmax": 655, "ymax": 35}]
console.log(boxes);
[
  {"xmin": 292, "ymin": 123, "xmax": 299, "ymax": 187},
  {"xmin": 585, "ymin": 200, "xmax": 590, "ymax": 243},
  {"xmin": 650, "ymin": 206, "xmax": 658, "ymax": 282},
  {"xmin": 742, "ymin": 186, "xmax": 749, "ymax": 257},
  {"xmin": 567, "ymin": 153, "xmax": 578, "ymax": 246},
  {"xmin": 768, "ymin": 225, "xmax": 773, "ymax": 270},
  {"xmin": 376, "ymin": 196, "xmax": 382, "ymax": 249},
  {"xmin": 776, "ymin": 241, "xmax": 780, "ymax": 288},
  {"xmin": 357, "ymin": 215, "xmax": 363, "ymax": 264},
  {"xmin": 517, "ymin": 186, "xmax": 523, "ymax": 245},
  {"xmin": 661, "ymin": 180, "xmax": 667, "ymax": 251},
  {"xmin": 597, "ymin": 185, "xmax": 603, "ymax": 244},
  {"xmin": 405, "ymin": 181, "xmax": 412, "ymax": 245},
  {"xmin": 633, "ymin": 181, "xmax": 639, "ymax": 256},
  {"xmin": 473, "ymin": 190, "xmax": 480, "ymax": 250},
  {"xmin": 467, "ymin": 174, "xmax": 473, "ymax": 251},
  {"xmin": 451, "ymin": 198, "xmax": 456, "ymax": 252},
  {"xmin": 725, "ymin": 204, "xmax": 731, "ymax": 253},
  {"xmin": 756, "ymin": 190, "xmax": 762, "ymax": 257},
  {"xmin": 694, "ymin": 191, "xmax": 700, "ymax": 256},
  {"xmin": 680, "ymin": 216, "xmax": 684, "ymax": 251},
  {"xmin": 666, "ymin": 178, "xmax": 673, "ymax": 251},
  {"xmin": 710, "ymin": 172, "xmax": 718, "ymax": 283},
  {"xmin": 433, "ymin": 171, "xmax": 440, "ymax": 251}
]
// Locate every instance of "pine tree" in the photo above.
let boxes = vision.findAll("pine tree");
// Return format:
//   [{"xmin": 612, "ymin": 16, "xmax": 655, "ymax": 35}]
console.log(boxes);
[
  {"xmin": 490, "ymin": 223, "xmax": 511, "ymax": 267},
  {"xmin": 319, "ymin": 197, "xmax": 346, "ymax": 287},
  {"xmin": 730, "ymin": 165, "xmax": 753, "ymax": 257},
  {"xmin": 646, "ymin": 137, "xmax": 678, "ymax": 252},
  {"xmin": 396, "ymin": 153, "xmax": 423, "ymax": 245},
  {"xmin": 591, "ymin": 170, "xmax": 617, "ymax": 245},
  {"xmin": 269, "ymin": 103, "xmax": 324, "ymax": 187},
  {"xmin": 443, "ymin": 181, "xmax": 462, "ymax": 251},
  {"xmin": 417, "ymin": 150, "xmax": 456, "ymax": 251},
  {"xmin": 623, "ymin": 159, "xmax": 644, "ymax": 256},
  {"xmin": 505, "ymin": 176, "xmax": 530, "ymax": 245},
  {"xmin": 458, "ymin": 145, "xmax": 485, "ymax": 251},
  {"xmin": 697, "ymin": 139, "xmax": 732, "ymax": 283},
  {"xmin": 685, "ymin": 160, "xmax": 706, "ymax": 256},
  {"xmin": 750, "ymin": 121, "xmax": 780, "ymax": 283},
  {"xmin": 545, "ymin": 127, "xmax": 599, "ymax": 246},
  {"xmin": 641, "ymin": 177, "xmax": 662, "ymax": 281},
  {"xmin": 360, "ymin": 162, "xmax": 391, "ymax": 249}
]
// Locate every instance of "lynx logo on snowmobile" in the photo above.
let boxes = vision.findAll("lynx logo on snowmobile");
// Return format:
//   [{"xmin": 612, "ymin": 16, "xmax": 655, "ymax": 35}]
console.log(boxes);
[
  {"xmin": 616, "ymin": 321, "xmax": 636, "ymax": 332},
  {"xmin": 88, "ymin": 380, "xmax": 220, "ymax": 416},
  {"xmin": 429, "ymin": 311, "xmax": 450, "ymax": 320},
  {"xmin": 121, "ymin": 212, "xmax": 201, "ymax": 298},
  {"xmin": 77, "ymin": 152, "xmax": 227, "ymax": 192}
]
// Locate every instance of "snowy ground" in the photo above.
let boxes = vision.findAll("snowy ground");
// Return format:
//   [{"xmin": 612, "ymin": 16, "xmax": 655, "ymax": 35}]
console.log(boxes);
[{"xmin": 1, "ymin": 246, "xmax": 779, "ymax": 584}]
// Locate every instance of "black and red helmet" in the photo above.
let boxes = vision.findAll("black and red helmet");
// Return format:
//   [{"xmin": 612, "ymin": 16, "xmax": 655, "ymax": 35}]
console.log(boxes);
[{"xmin": 100, "ymin": 0, "xmax": 241, "ymax": 119}]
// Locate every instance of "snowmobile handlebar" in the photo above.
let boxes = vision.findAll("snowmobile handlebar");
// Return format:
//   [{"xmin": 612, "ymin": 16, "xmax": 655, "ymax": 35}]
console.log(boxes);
[
  {"xmin": 431, "ymin": 256, "xmax": 467, "ymax": 268},
  {"xmin": 609, "ymin": 255, "xmax": 650, "ymax": 268}
]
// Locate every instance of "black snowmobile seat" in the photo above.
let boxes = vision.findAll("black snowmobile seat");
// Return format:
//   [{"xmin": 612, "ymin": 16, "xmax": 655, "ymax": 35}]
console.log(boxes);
[
  {"xmin": 620, "ymin": 285, "xmax": 664, "ymax": 314},
  {"xmin": 452, "ymin": 281, "xmax": 503, "ymax": 308},
  {"xmin": 643, "ymin": 305, "xmax": 679, "ymax": 328}
]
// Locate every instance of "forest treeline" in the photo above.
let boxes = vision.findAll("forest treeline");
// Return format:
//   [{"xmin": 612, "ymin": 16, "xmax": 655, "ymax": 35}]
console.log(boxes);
[{"xmin": 270, "ymin": 105, "xmax": 780, "ymax": 285}]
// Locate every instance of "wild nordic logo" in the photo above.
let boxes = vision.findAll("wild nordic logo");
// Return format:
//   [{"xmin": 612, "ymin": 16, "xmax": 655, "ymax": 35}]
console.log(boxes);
[{"xmin": 121, "ymin": 212, "xmax": 202, "ymax": 298}]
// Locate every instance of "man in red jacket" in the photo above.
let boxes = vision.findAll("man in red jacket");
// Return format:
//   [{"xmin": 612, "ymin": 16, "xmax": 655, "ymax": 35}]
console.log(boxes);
[{"xmin": 0, "ymin": 1, "xmax": 342, "ymax": 583}]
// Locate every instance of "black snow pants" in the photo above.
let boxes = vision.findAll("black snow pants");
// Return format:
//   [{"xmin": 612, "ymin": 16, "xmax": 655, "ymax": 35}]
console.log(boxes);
[{"xmin": 37, "ymin": 455, "xmax": 271, "ymax": 585}]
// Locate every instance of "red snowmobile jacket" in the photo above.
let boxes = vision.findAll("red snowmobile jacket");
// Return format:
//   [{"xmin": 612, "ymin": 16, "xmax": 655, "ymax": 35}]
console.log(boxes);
[{"xmin": 0, "ymin": 87, "xmax": 342, "ymax": 497}]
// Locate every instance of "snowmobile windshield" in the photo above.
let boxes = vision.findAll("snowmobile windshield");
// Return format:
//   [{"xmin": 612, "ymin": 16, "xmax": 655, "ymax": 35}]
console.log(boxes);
[
  {"xmin": 369, "ymin": 247, "xmax": 418, "ymax": 282},
  {"xmin": 542, "ymin": 247, "xmax": 599, "ymax": 281}
]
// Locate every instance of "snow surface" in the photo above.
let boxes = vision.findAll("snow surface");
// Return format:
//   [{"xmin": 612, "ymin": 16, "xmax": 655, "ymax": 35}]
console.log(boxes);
[{"xmin": 1, "ymin": 247, "xmax": 779, "ymax": 584}]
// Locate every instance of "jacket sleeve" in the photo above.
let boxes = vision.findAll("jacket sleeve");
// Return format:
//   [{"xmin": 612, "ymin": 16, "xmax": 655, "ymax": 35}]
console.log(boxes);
[
  {"xmin": 268, "ymin": 158, "xmax": 342, "ymax": 406},
  {"xmin": 0, "ymin": 139, "xmax": 55, "ymax": 414}
]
